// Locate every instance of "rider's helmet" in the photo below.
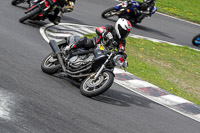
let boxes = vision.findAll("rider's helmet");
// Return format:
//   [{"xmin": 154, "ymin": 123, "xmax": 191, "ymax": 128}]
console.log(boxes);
[
  {"xmin": 60, "ymin": 0, "xmax": 75, "ymax": 12},
  {"xmin": 115, "ymin": 18, "xmax": 132, "ymax": 40}
]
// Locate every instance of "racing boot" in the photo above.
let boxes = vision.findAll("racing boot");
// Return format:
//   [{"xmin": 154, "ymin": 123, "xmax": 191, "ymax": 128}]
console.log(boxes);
[
  {"xmin": 53, "ymin": 11, "xmax": 62, "ymax": 25},
  {"xmin": 53, "ymin": 16, "xmax": 61, "ymax": 25},
  {"xmin": 64, "ymin": 42, "xmax": 76, "ymax": 55},
  {"xmin": 47, "ymin": 15, "xmax": 60, "ymax": 25}
]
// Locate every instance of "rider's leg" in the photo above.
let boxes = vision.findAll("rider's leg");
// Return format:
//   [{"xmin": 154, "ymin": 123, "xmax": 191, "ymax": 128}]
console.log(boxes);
[
  {"xmin": 65, "ymin": 37, "xmax": 95, "ymax": 52},
  {"xmin": 47, "ymin": 8, "xmax": 62, "ymax": 25}
]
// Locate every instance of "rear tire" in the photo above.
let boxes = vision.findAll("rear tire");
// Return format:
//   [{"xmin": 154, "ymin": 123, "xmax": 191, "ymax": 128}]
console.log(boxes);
[
  {"xmin": 11, "ymin": 0, "xmax": 20, "ymax": 6},
  {"xmin": 101, "ymin": 7, "xmax": 118, "ymax": 19},
  {"xmin": 192, "ymin": 33, "xmax": 200, "ymax": 46},
  {"xmin": 41, "ymin": 53, "xmax": 61, "ymax": 75},
  {"xmin": 19, "ymin": 7, "xmax": 40, "ymax": 23},
  {"xmin": 80, "ymin": 71, "xmax": 114, "ymax": 97}
]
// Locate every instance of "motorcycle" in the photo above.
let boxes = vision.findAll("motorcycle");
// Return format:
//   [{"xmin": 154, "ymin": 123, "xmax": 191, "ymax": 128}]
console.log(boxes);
[
  {"xmin": 11, "ymin": 0, "xmax": 30, "ymax": 6},
  {"xmin": 19, "ymin": 0, "xmax": 58, "ymax": 23},
  {"xmin": 41, "ymin": 35, "xmax": 127, "ymax": 97},
  {"xmin": 192, "ymin": 33, "xmax": 200, "ymax": 46},
  {"xmin": 101, "ymin": 0, "xmax": 157, "ymax": 24}
]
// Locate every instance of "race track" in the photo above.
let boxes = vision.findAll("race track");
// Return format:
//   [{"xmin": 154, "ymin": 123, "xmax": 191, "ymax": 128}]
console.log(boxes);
[{"xmin": 0, "ymin": 0, "xmax": 200, "ymax": 133}]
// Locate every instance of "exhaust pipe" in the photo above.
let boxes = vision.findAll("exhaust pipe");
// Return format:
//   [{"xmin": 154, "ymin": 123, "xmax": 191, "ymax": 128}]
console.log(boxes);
[{"xmin": 49, "ymin": 40, "xmax": 67, "ymax": 72}]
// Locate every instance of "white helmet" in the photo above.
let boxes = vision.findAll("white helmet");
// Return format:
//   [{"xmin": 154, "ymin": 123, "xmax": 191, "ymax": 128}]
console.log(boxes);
[{"xmin": 115, "ymin": 18, "xmax": 132, "ymax": 39}]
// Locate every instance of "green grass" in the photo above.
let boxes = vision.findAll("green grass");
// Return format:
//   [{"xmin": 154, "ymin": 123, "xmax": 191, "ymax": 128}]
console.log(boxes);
[
  {"xmin": 85, "ymin": 33, "xmax": 200, "ymax": 105},
  {"xmin": 156, "ymin": 0, "xmax": 200, "ymax": 24},
  {"xmin": 120, "ymin": 0, "xmax": 200, "ymax": 24}
]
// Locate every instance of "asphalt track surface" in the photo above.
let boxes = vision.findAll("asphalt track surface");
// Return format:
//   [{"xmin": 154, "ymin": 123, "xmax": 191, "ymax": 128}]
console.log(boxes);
[{"xmin": 0, "ymin": 0, "xmax": 200, "ymax": 133}]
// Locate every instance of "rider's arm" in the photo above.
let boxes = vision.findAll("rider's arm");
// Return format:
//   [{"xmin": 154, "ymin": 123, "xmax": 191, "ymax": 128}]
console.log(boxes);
[
  {"xmin": 118, "ymin": 40, "xmax": 128, "ymax": 68},
  {"xmin": 118, "ymin": 40, "xmax": 126, "ymax": 55},
  {"xmin": 96, "ymin": 25, "xmax": 114, "ymax": 36},
  {"xmin": 95, "ymin": 26, "xmax": 106, "ymax": 44},
  {"xmin": 95, "ymin": 25, "xmax": 114, "ymax": 44}
]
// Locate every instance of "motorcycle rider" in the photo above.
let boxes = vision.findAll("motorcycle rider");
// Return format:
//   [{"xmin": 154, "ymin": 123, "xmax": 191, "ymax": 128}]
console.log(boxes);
[
  {"xmin": 126, "ymin": 0, "xmax": 156, "ymax": 23},
  {"xmin": 64, "ymin": 18, "xmax": 132, "ymax": 67},
  {"xmin": 30, "ymin": 0, "xmax": 76, "ymax": 25}
]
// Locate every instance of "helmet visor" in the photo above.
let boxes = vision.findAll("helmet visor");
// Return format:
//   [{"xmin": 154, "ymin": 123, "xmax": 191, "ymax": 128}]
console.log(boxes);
[{"xmin": 118, "ymin": 25, "xmax": 130, "ymax": 39}]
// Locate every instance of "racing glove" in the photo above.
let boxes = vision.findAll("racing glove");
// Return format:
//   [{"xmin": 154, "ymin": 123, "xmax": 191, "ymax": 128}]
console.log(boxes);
[
  {"xmin": 123, "ymin": 60, "xmax": 128, "ymax": 68},
  {"xmin": 102, "ymin": 32, "xmax": 113, "ymax": 40}
]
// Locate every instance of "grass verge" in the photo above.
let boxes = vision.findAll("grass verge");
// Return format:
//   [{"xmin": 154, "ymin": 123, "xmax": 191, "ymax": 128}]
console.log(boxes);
[
  {"xmin": 119, "ymin": 0, "xmax": 200, "ymax": 24},
  {"xmin": 85, "ymin": 33, "xmax": 200, "ymax": 105}
]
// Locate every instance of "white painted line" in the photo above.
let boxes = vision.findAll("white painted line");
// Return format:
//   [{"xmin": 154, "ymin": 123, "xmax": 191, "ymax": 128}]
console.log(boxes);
[
  {"xmin": 114, "ymin": 67, "xmax": 132, "ymax": 74},
  {"xmin": 115, "ymin": 79, "xmax": 159, "ymax": 89},
  {"xmin": 160, "ymin": 95, "xmax": 192, "ymax": 106},
  {"xmin": 194, "ymin": 114, "xmax": 200, "ymax": 120},
  {"xmin": 65, "ymin": 25, "xmax": 89, "ymax": 34},
  {"xmin": 40, "ymin": 25, "xmax": 52, "ymax": 43},
  {"xmin": 129, "ymin": 34, "xmax": 200, "ymax": 51},
  {"xmin": 156, "ymin": 12, "xmax": 200, "ymax": 27},
  {"xmin": 80, "ymin": 27, "xmax": 95, "ymax": 34},
  {"xmin": 46, "ymin": 31, "xmax": 72, "ymax": 37},
  {"xmin": 0, "ymin": 89, "xmax": 12, "ymax": 120},
  {"xmin": 47, "ymin": 37, "xmax": 63, "ymax": 42},
  {"xmin": 129, "ymin": 34, "xmax": 179, "ymax": 46}
]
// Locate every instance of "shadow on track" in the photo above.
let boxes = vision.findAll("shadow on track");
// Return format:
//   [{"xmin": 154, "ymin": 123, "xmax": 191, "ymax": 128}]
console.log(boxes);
[
  {"xmin": 105, "ymin": 18, "xmax": 174, "ymax": 39},
  {"xmin": 92, "ymin": 89, "xmax": 153, "ymax": 108},
  {"xmin": 52, "ymin": 72, "xmax": 152, "ymax": 109},
  {"xmin": 21, "ymin": 21, "xmax": 49, "ymax": 28},
  {"xmin": 133, "ymin": 24, "xmax": 174, "ymax": 39},
  {"xmin": 61, "ymin": 15, "xmax": 90, "ymax": 26},
  {"xmin": 11, "ymin": 3, "xmax": 29, "ymax": 10}
]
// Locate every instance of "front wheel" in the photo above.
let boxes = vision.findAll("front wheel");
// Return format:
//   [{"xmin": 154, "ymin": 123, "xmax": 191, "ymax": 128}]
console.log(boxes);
[
  {"xmin": 101, "ymin": 7, "xmax": 118, "ymax": 19},
  {"xmin": 192, "ymin": 34, "xmax": 200, "ymax": 46},
  {"xmin": 19, "ymin": 7, "xmax": 40, "ymax": 23},
  {"xmin": 41, "ymin": 53, "xmax": 61, "ymax": 75},
  {"xmin": 80, "ymin": 71, "xmax": 114, "ymax": 97}
]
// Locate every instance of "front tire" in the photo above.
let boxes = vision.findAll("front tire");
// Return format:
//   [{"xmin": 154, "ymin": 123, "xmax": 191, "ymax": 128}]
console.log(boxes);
[
  {"xmin": 80, "ymin": 71, "xmax": 114, "ymax": 97},
  {"xmin": 192, "ymin": 34, "xmax": 200, "ymax": 46},
  {"xmin": 101, "ymin": 7, "xmax": 118, "ymax": 19},
  {"xmin": 41, "ymin": 53, "xmax": 61, "ymax": 75},
  {"xmin": 19, "ymin": 7, "xmax": 40, "ymax": 23}
]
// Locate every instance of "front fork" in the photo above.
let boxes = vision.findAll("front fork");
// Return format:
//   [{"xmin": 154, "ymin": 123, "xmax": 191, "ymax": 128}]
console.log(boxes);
[
  {"xmin": 93, "ymin": 52, "xmax": 114, "ymax": 80},
  {"xmin": 48, "ymin": 40, "xmax": 67, "ymax": 72}
]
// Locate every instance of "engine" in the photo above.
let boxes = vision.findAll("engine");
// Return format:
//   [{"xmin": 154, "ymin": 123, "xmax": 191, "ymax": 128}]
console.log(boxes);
[{"xmin": 67, "ymin": 53, "xmax": 94, "ymax": 69}]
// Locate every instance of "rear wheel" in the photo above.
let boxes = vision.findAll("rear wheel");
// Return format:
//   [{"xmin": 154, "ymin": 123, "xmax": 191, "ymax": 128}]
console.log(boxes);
[
  {"xmin": 80, "ymin": 71, "xmax": 114, "ymax": 97},
  {"xmin": 101, "ymin": 7, "xmax": 118, "ymax": 19},
  {"xmin": 11, "ymin": 0, "xmax": 22, "ymax": 6},
  {"xmin": 192, "ymin": 34, "xmax": 200, "ymax": 46},
  {"xmin": 19, "ymin": 7, "xmax": 40, "ymax": 23},
  {"xmin": 41, "ymin": 53, "xmax": 61, "ymax": 75}
]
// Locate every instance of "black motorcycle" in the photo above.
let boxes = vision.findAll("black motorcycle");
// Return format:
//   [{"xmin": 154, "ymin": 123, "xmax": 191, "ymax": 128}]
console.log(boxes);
[
  {"xmin": 41, "ymin": 35, "xmax": 127, "ymax": 97},
  {"xmin": 19, "ymin": 0, "xmax": 58, "ymax": 23},
  {"xmin": 11, "ymin": 0, "xmax": 30, "ymax": 6}
]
